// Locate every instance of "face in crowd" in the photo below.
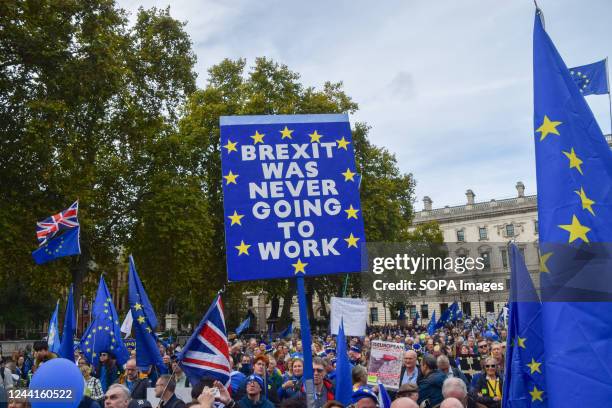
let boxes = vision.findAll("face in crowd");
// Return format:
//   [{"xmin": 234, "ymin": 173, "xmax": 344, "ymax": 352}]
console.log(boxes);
[
  {"xmin": 403, "ymin": 351, "xmax": 417, "ymax": 369},
  {"xmin": 105, "ymin": 386, "xmax": 129, "ymax": 408},
  {"xmin": 313, "ymin": 362, "xmax": 325, "ymax": 386},
  {"xmin": 292, "ymin": 360, "xmax": 304, "ymax": 377}
]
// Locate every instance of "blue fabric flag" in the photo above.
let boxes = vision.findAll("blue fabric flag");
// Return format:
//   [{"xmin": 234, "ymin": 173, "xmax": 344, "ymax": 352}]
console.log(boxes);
[
  {"xmin": 448, "ymin": 301, "xmax": 459, "ymax": 322},
  {"xmin": 377, "ymin": 381, "xmax": 392, "ymax": 408},
  {"xmin": 47, "ymin": 300, "xmax": 61, "ymax": 354},
  {"xmin": 427, "ymin": 311, "xmax": 436, "ymax": 336},
  {"xmin": 568, "ymin": 59, "xmax": 609, "ymax": 96},
  {"xmin": 334, "ymin": 319, "xmax": 352, "ymax": 405},
  {"xmin": 235, "ymin": 317, "xmax": 251, "ymax": 336},
  {"xmin": 59, "ymin": 285, "xmax": 76, "ymax": 361},
  {"xmin": 128, "ymin": 255, "xmax": 165, "ymax": 371},
  {"xmin": 80, "ymin": 276, "xmax": 129, "ymax": 367},
  {"xmin": 502, "ymin": 245, "xmax": 546, "ymax": 408},
  {"xmin": 32, "ymin": 226, "xmax": 81, "ymax": 265},
  {"xmin": 279, "ymin": 322, "xmax": 293, "ymax": 338},
  {"xmin": 533, "ymin": 11, "xmax": 612, "ymax": 405},
  {"xmin": 435, "ymin": 307, "xmax": 450, "ymax": 329}
]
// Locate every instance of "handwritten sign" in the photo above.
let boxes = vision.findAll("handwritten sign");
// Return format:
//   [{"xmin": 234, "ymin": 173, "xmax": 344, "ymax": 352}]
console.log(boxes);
[{"xmin": 220, "ymin": 114, "xmax": 366, "ymax": 281}]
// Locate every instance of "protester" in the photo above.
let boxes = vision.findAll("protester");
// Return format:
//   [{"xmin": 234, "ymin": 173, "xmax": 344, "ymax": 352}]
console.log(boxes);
[
  {"xmin": 471, "ymin": 358, "xmax": 502, "ymax": 408},
  {"xmin": 395, "ymin": 383, "xmax": 419, "ymax": 403},
  {"xmin": 238, "ymin": 375, "xmax": 274, "ymax": 408},
  {"xmin": 104, "ymin": 384, "xmax": 131, "ymax": 408},
  {"xmin": 440, "ymin": 398, "xmax": 463, "ymax": 408},
  {"xmin": 350, "ymin": 387, "xmax": 377, "ymax": 408},
  {"xmin": 442, "ymin": 378, "xmax": 485, "ymax": 408},
  {"xmin": 155, "ymin": 375, "xmax": 186, "ymax": 408},
  {"xmin": 417, "ymin": 355, "xmax": 445, "ymax": 407},
  {"xmin": 398, "ymin": 351, "xmax": 419, "ymax": 387},
  {"xmin": 119, "ymin": 359, "xmax": 149, "ymax": 400},
  {"xmin": 80, "ymin": 360, "xmax": 104, "ymax": 402},
  {"xmin": 436, "ymin": 356, "xmax": 468, "ymax": 386},
  {"xmin": 32, "ymin": 341, "xmax": 57, "ymax": 371},
  {"xmin": 390, "ymin": 397, "xmax": 418, "ymax": 408}
]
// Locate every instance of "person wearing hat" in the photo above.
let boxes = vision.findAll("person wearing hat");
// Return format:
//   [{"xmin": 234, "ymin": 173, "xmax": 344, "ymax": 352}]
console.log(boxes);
[
  {"xmin": 395, "ymin": 383, "xmax": 419, "ymax": 403},
  {"xmin": 235, "ymin": 355, "xmax": 280, "ymax": 407},
  {"xmin": 348, "ymin": 346, "xmax": 362, "ymax": 366},
  {"xmin": 351, "ymin": 386, "xmax": 377, "ymax": 408},
  {"xmin": 238, "ymin": 375, "xmax": 274, "ymax": 408}
]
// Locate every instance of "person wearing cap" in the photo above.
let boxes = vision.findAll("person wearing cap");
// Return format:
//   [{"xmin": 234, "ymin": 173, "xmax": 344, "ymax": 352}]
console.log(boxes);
[
  {"xmin": 348, "ymin": 346, "xmax": 361, "ymax": 366},
  {"xmin": 351, "ymin": 386, "xmax": 377, "ymax": 408},
  {"xmin": 235, "ymin": 355, "xmax": 280, "ymax": 407},
  {"xmin": 238, "ymin": 375, "xmax": 274, "ymax": 408},
  {"xmin": 417, "ymin": 355, "xmax": 445, "ymax": 407},
  {"xmin": 395, "ymin": 383, "xmax": 418, "ymax": 403}
]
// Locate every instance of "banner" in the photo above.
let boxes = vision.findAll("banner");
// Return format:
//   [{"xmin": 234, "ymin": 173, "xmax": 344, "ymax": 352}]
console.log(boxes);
[
  {"xmin": 366, "ymin": 341, "xmax": 404, "ymax": 390},
  {"xmin": 220, "ymin": 114, "xmax": 366, "ymax": 281},
  {"xmin": 330, "ymin": 297, "xmax": 368, "ymax": 336}
]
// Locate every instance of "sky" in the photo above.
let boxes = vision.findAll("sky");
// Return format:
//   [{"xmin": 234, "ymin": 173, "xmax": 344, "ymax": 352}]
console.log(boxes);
[{"xmin": 117, "ymin": 0, "xmax": 612, "ymax": 209}]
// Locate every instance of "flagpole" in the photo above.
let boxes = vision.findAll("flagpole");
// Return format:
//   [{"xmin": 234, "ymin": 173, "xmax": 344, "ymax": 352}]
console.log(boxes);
[
  {"xmin": 296, "ymin": 276, "xmax": 315, "ymax": 408},
  {"xmin": 606, "ymin": 57, "xmax": 612, "ymax": 137}
]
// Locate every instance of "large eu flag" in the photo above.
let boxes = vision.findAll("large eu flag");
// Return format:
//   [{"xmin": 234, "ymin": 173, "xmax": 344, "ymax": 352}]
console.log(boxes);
[
  {"xmin": 32, "ymin": 226, "xmax": 81, "ymax": 265},
  {"xmin": 502, "ymin": 245, "xmax": 546, "ymax": 407},
  {"xmin": 533, "ymin": 10, "xmax": 612, "ymax": 405},
  {"xmin": 568, "ymin": 59, "xmax": 609, "ymax": 96}
]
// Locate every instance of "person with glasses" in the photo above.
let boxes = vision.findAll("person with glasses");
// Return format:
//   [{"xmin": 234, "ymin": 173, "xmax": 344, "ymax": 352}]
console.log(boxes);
[
  {"xmin": 237, "ymin": 375, "xmax": 273, "ymax": 408},
  {"xmin": 96, "ymin": 352, "xmax": 121, "ymax": 394},
  {"xmin": 471, "ymin": 358, "xmax": 501, "ymax": 408},
  {"xmin": 118, "ymin": 359, "xmax": 149, "ymax": 400},
  {"xmin": 104, "ymin": 384, "xmax": 130, "ymax": 408},
  {"xmin": 292, "ymin": 358, "xmax": 334, "ymax": 408}
]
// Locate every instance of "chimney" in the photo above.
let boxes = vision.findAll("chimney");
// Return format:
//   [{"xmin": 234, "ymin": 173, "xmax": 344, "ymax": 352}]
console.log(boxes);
[
  {"xmin": 466, "ymin": 189, "xmax": 475, "ymax": 205},
  {"xmin": 516, "ymin": 181, "xmax": 525, "ymax": 198},
  {"xmin": 423, "ymin": 196, "xmax": 433, "ymax": 211}
]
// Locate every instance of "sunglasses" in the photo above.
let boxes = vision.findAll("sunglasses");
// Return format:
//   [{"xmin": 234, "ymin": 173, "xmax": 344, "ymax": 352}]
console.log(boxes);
[
  {"xmin": 314, "ymin": 368, "xmax": 325, "ymax": 373},
  {"xmin": 478, "ymin": 345, "xmax": 488, "ymax": 348},
  {"xmin": 485, "ymin": 364, "xmax": 497, "ymax": 368}
]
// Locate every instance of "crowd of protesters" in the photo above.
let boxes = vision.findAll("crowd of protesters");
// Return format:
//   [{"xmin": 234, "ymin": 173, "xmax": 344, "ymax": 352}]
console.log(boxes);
[{"xmin": 1, "ymin": 318, "xmax": 507, "ymax": 408}]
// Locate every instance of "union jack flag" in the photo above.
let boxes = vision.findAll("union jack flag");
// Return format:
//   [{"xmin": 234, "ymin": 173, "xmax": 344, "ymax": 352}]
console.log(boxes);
[
  {"xmin": 36, "ymin": 201, "xmax": 79, "ymax": 246},
  {"xmin": 178, "ymin": 294, "xmax": 231, "ymax": 386}
]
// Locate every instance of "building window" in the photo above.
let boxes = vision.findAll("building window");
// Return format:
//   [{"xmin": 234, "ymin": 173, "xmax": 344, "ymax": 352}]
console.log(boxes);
[
  {"xmin": 421, "ymin": 304, "xmax": 429, "ymax": 319},
  {"xmin": 370, "ymin": 307, "xmax": 379, "ymax": 323},
  {"xmin": 506, "ymin": 224, "xmax": 515, "ymax": 237},
  {"xmin": 420, "ymin": 289, "xmax": 427, "ymax": 296},
  {"xmin": 519, "ymin": 247, "xmax": 525, "ymax": 258},
  {"xmin": 457, "ymin": 229, "xmax": 465, "ymax": 242},
  {"xmin": 409, "ymin": 305, "xmax": 417, "ymax": 319},
  {"xmin": 248, "ymin": 298, "xmax": 254, "ymax": 308},
  {"xmin": 479, "ymin": 227, "xmax": 488, "ymax": 240},
  {"xmin": 506, "ymin": 278, "xmax": 511, "ymax": 289},
  {"xmin": 462, "ymin": 302, "xmax": 471, "ymax": 316},
  {"xmin": 480, "ymin": 251, "xmax": 491, "ymax": 271},
  {"xmin": 534, "ymin": 220, "xmax": 539, "ymax": 234},
  {"xmin": 500, "ymin": 249, "xmax": 508, "ymax": 268},
  {"xmin": 440, "ymin": 285, "xmax": 447, "ymax": 294},
  {"xmin": 440, "ymin": 303, "xmax": 449, "ymax": 314},
  {"xmin": 485, "ymin": 301, "xmax": 495, "ymax": 313}
]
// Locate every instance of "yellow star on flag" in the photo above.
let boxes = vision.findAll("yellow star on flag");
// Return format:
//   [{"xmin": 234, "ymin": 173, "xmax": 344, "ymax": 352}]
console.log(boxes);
[
  {"xmin": 575, "ymin": 187, "xmax": 595, "ymax": 216},
  {"xmin": 559, "ymin": 214, "xmax": 590, "ymax": 243},
  {"xmin": 292, "ymin": 258, "xmax": 308, "ymax": 274},
  {"xmin": 536, "ymin": 115, "xmax": 562, "ymax": 141},
  {"xmin": 336, "ymin": 136, "xmax": 350, "ymax": 150},
  {"xmin": 134, "ymin": 303, "xmax": 142, "ymax": 311},
  {"xmin": 137, "ymin": 316, "xmax": 146, "ymax": 324},
  {"xmin": 92, "ymin": 352, "xmax": 97, "ymax": 357},
  {"xmin": 527, "ymin": 358, "xmax": 542, "ymax": 374},
  {"xmin": 250, "ymin": 131, "xmax": 265, "ymax": 144},
  {"xmin": 309, "ymin": 130, "xmax": 323, "ymax": 143},
  {"xmin": 344, "ymin": 233, "xmax": 360, "ymax": 248},
  {"xmin": 529, "ymin": 385, "xmax": 544, "ymax": 402},
  {"xmin": 224, "ymin": 170, "xmax": 239, "ymax": 185},
  {"xmin": 223, "ymin": 139, "xmax": 238, "ymax": 153},
  {"xmin": 539, "ymin": 251, "xmax": 553, "ymax": 273},
  {"xmin": 345, "ymin": 205, "xmax": 359, "ymax": 219},
  {"xmin": 280, "ymin": 126, "xmax": 294, "ymax": 139},
  {"xmin": 235, "ymin": 240, "xmax": 251, "ymax": 255},
  {"xmin": 562, "ymin": 148, "xmax": 584, "ymax": 175},
  {"xmin": 228, "ymin": 211, "xmax": 245, "ymax": 226},
  {"xmin": 146, "ymin": 327, "xmax": 152, "ymax": 333},
  {"xmin": 517, "ymin": 336, "xmax": 527, "ymax": 349},
  {"xmin": 342, "ymin": 168, "xmax": 356, "ymax": 181}
]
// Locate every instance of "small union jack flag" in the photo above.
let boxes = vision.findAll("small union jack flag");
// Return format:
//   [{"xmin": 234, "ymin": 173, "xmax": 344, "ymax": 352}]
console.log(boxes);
[
  {"xmin": 178, "ymin": 294, "xmax": 231, "ymax": 386},
  {"xmin": 36, "ymin": 201, "xmax": 79, "ymax": 246}
]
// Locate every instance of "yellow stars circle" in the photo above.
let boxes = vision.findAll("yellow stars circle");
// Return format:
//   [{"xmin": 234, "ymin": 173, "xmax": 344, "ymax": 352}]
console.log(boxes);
[
  {"xmin": 235, "ymin": 240, "xmax": 251, "ymax": 256},
  {"xmin": 344, "ymin": 233, "xmax": 360, "ymax": 248},
  {"xmin": 137, "ymin": 315, "xmax": 146, "ymax": 324},
  {"xmin": 562, "ymin": 147, "xmax": 584, "ymax": 175},
  {"xmin": 223, "ymin": 139, "xmax": 238, "ymax": 153},
  {"xmin": 517, "ymin": 336, "xmax": 527, "ymax": 349},
  {"xmin": 558, "ymin": 214, "xmax": 591, "ymax": 243},
  {"xmin": 527, "ymin": 358, "xmax": 542, "ymax": 374},
  {"xmin": 342, "ymin": 168, "xmax": 356, "ymax": 182},
  {"xmin": 309, "ymin": 130, "xmax": 323, "ymax": 143},
  {"xmin": 228, "ymin": 211, "xmax": 245, "ymax": 226},
  {"xmin": 134, "ymin": 303, "xmax": 142, "ymax": 311},
  {"xmin": 344, "ymin": 205, "xmax": 360, "ymax": 219},
  {"xmin": 529, "ymin": 385, "xmax": 544, "ymax": 402},
  {"xmin": 224, "ymin": 170, "xmax": 239, "ymax": 185},
  {"xmin": 539, "ymin": 251, "xmax": 553, "ymax": 273},
  {"xmin": 336, "ymin": 136, "xmax": 350, "ymax": 150},
  {"xmin": 536, "ymin": 115, "xmax": 562, "ymax": 141},
  {"xmin": 574, "ymin": 187, "xmax": 595, "ymax": 216},
  {"xmin": 280, "ymin": 126, "xmax": 294, "ymax": 139},
  {"xmin": 250, "ymin": 131, "xmax": 265, "ymax": 144},
  {"xmin": 292, "ymin": 258, "xmax": 308, "ymax": 274}
]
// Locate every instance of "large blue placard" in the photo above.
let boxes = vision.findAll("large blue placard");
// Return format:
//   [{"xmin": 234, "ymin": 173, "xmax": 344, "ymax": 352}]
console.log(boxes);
[{"xmin": 220, "ymin": 114, "xmax": 366, "ymax": 281}]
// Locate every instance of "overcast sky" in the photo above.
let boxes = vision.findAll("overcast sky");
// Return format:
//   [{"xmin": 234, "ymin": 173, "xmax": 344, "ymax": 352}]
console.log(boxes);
[{"xmin": 117, "ymin": 0, "xmax": 612, "ymax": 210}]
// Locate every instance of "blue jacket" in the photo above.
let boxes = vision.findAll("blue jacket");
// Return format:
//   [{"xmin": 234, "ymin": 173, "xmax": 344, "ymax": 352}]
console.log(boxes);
[
  {"xmin": 238, "ymin": 396, "xmax": 274, "ymax": 408},
  {"xmin": 417, "ymin": 370, "xmax": 446, "ymax": 407}
]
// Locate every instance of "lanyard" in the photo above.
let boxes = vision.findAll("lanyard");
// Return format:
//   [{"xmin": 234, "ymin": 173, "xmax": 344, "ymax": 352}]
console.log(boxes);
[{"xmin": 487, "ymin": 378, "xmax": 499, "ymax": 397}]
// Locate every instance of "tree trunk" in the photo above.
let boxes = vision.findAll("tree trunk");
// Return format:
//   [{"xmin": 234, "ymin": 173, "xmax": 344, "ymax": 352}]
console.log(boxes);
[
  {"xmin": 316, "ymin": 289, "xmax": 329, "ymax": 320},
  {"xmin": 279, "ymin": 281, "xmax": 295, "ymax": 324},
  {"xmin": 268, "ymin": 295, "xmax": 280, "ymax": 320}
]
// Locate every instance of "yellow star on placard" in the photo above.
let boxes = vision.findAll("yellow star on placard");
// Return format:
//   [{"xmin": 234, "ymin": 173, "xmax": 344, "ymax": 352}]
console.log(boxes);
[
  {"xmin": 280, "ymin": 126, "xmax": 294, "ymax": 139},
  {"xmin": 336, "ymin": 136, "xmax": 350, "ymax": 150},
  {"xmin": 223, "ymin": 139, "xmax": 238, "ymax": 153},
  {"xmin": 309, "ymin": 130, "xmax": 323, "ymax": 143},
  {"xmin": 562, "ymin": 148, "xmax": 584, "ymax": 175},
  {"xmin": 224, "ymin": 170, "xmax": 239, "ymax": 185},
  {"xmin": 342, "ymin": 168, "xmax": 356, "ymax": 182},
  {"xmin": 228, "ymin": 211, "xmax": 245, "ymax": 226},
  {"xmin": 344, "ymin": 233, "xmax": 360, "ymax": 248},
  {"xmin": 137, "ymin": 316, "xmax": 146, "ymax": 324},
  {"xmin": 292, "ymin": 258, "xmax": 308, "ymax": 274},
  {"xmin": 251, "ymin": 131, "xmax": 265, "ymax": 144},
  {"xmin": 536, "ymin": 115, "xmax": 562, "ymax": 141},
  {"xmin": 345, "ymin": 205, "xmax": 359, "ymax": 219},
  {"xmin": 527, "ymin": 358, "xmax": 542, "ymax": 374},
  {"xmin": 539, "ymin": 251, "xmax": 553, "ymax": 273},
  {"xmin": 575, "ymin": 187, "xmax": 595, "ymax": 216},
  {"xmin": 517, "ymin": 336, "xmax": 527, "ymax": 349},
  {"xmin": 559, "ymin": 214, "xmax": 590, "ymax": 243},
  {"xmin": 529, "ymin": 385, "xmax": 544, "ymax": 402},
  {"xmin": 235, "ymin": 240, "xmax": 251, "ymax": 255},
  {"xmin": 134, "ymin": 303, "xmax": 142, "ymax": 311}
]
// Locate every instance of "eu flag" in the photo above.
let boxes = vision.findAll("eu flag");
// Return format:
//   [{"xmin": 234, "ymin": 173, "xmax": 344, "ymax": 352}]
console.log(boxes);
[
  {"xmin": 235, "ymin": 317, "xmax": 251, "ymax": 335},
  {"xmin": 32, "ymin": 226, "xmax": 81, "ymax": 265},
  {"xmin": 80, "ymin": 276, "xmax": 129, "ymax": 366},
  {"xmin": 59, "ymin": 284, "xmax": 76, "ymax": 361},
  {"xmin": 128, "ymin": 255, "xmax": 165, "ymax": 371},
  {"xmin": 427, "ymin": 311, "xmax": 436, "ymax": 335},
  {"xmin": 279, "ymin": 322, "xmax": 293, "ymax": 338},
  {"xmin": 533, "ymin": 10, "xmax": 612, "ymax": 405},
  {"xmin": 568, "ymin": 59, "xmax": 609, "ymax": 96},
  {"xmin": 334, "ymin": 319, "xmax": 352, "ymax": 406},
  {"xmin": 47, "ymin": 300, "xmax": 61, "ymax": 354},
  {"xmin": 502, "ymin": 245, "xmax": 546, "ymax": 407}
]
